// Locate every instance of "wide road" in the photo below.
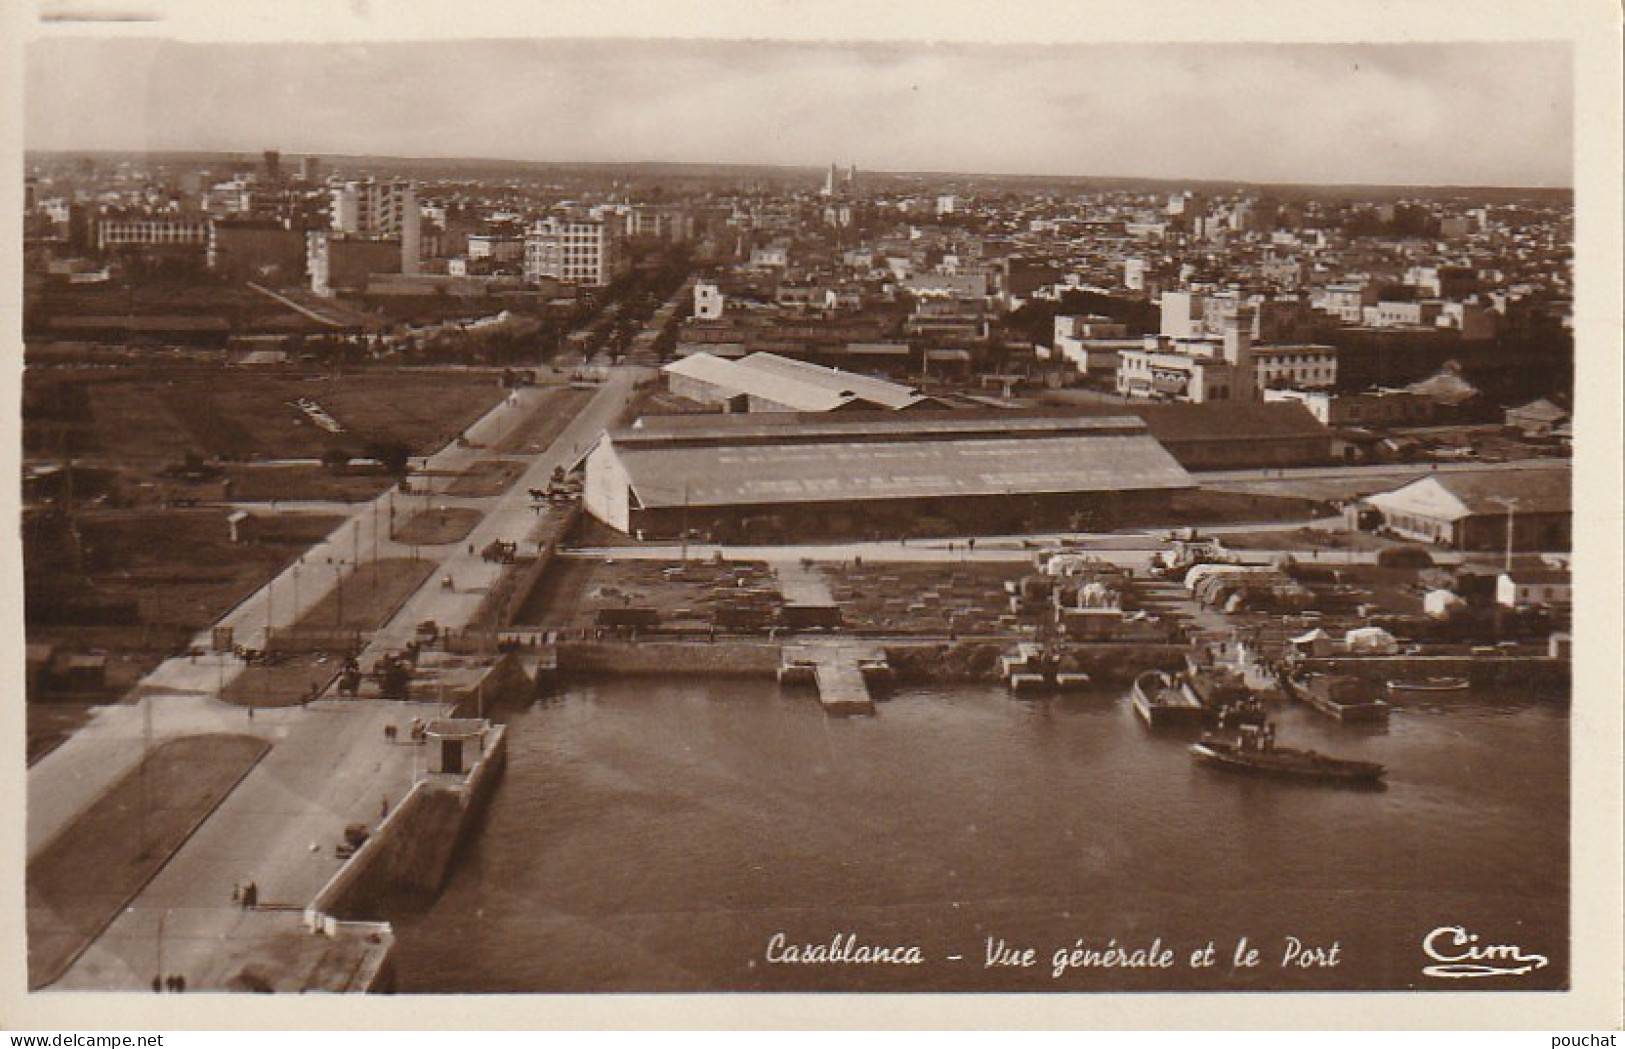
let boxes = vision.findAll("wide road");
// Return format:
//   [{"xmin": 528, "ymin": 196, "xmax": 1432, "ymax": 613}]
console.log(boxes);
[{"xmin": 31, "ymin": 369, "xmax": 643, "ymax": 990}]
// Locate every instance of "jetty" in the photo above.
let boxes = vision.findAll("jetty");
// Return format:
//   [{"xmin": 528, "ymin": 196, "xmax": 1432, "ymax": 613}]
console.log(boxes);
[{"xmin": 779, "ymin": 644, "xmax": 891, "ymax": 716}]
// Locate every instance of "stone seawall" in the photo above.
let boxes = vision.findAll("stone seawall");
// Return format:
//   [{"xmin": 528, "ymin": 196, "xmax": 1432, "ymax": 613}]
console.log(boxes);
[
  {"xmin": 1301, "ymin": 655, "xmax": 1570, "ymax": 690},
  {"xmin": 306, "ymin": 725, "xmax": 508, "ymax": 929},
  {"xmin": 555, "ymin": 640, "xmax": 783, "ymax": 677},
  {"xmin": 885, "ymin": 641, "xmax": 1189, "ymax": 684},
  {"xmin": 552, "ymin": 638, "xmax": 1190, "ymax": 685}
]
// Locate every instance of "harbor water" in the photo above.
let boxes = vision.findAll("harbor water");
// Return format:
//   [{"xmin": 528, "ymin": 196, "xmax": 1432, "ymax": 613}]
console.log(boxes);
[{"xmin": 389, "ymin": 678, "xmax": 1568, "ymax": 992}]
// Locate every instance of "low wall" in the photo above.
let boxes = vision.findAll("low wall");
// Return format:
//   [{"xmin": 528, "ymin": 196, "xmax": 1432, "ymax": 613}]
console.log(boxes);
[
  {"xmin": 1301, "ymin": 655, "xmax": 1569, "ymax": 689},
  {"xmin": 885, "ymin": 641, "xmax": 1188, "ymax": 684},
  {"xmin": 434, "ymin": 652, "xmax": 536, "ymax": 714},
  {"xmin": 555, "ymin": 640, "xmax": 782, "ymax": 677},
  {"xmin": 306, "ymin": 725, "xmax": 507, "ymax": 928}
]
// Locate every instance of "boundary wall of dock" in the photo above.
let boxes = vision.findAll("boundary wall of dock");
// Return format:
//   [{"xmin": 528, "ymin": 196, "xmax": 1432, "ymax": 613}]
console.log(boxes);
[
  {"xmin": 304, "ymin": 725, "xmax": 508, "ymax": 935},
  {"xmin": 551, "ymin": 638, "xmax": 1191, "ymax": 684},
  {"xmin": 1301, "ymin": 655, "xmax": 1569, "ymax": 689},
  {"xmin": 555, "ymin": 640, "xmax": 782, "ymax": 677}
]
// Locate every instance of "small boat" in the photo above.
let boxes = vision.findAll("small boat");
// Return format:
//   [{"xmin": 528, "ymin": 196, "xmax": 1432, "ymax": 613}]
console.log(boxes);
[
  {"xmin": 1191, "ymin": 728, "xmax": 1386, "ymax": 785},
  {"xmin": 1131, "ymin": 669, "xmax": 1205, "ymax": 728},
  {"xmin": 1385, "ymin": 676, "xmax": 1470, "ymax": 694}
]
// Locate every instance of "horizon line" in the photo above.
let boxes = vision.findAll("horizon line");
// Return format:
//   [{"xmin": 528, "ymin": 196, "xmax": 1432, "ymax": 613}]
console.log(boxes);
[{"xmin": 20, "ymin": 148, "xmax": 1576, "ymax": 194}]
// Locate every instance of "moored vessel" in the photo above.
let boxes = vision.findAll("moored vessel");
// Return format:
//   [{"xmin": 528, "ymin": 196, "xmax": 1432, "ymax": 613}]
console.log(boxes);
[
  {"xmin": 1131, "ymin": 669, "xmax": 1205, "ymax": 728},
  {"xmin": 1190, "ymin": 723, "xmax": 1386, "ymax": 784},
  {"xmin": 1385, "ymin": 676, "xmax": 1470, "ymax": 694},
  {"xmin": 1283, "ymin": 672, "xmax": 1391, "ymax": 723}
]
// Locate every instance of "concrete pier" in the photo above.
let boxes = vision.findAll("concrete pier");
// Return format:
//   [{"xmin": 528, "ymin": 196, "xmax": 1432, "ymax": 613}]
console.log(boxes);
[{"xmin": 781, "ymin": 644, "xmax": 889, "ymax": 716}]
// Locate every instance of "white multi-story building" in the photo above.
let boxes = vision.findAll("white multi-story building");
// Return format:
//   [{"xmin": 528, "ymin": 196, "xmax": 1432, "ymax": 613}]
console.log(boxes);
[
  {"xmin": 1250, "ymin": 345, "xmax": 1339, "ymax": 390},
  {"xmin": 329, "ymin": 179, "xmax": 421, "ymax": 274},
  {"xmin": 1118, "ymin": 308, "xmax": 1257, "ymax": 404},
  {"xmin": 693, "ymin": 281, "xmax": 726, "ymax": 320},
  {"xmin": 524, "ymin": 215, "xmax": 623, "ymax": 287},
  {"xmin": 330, "ymin": 180, "xmax": 417, "ymax": 236},
  {"xmin": 97, "ymin": 217, "xmax": 210, "ymax": 252}
]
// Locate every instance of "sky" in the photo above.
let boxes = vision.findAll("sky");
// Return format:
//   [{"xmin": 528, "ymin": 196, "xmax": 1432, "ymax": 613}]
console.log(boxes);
[{"xmin": 24, "ymin": 37, "xmax": 1573, "ymax": 187}]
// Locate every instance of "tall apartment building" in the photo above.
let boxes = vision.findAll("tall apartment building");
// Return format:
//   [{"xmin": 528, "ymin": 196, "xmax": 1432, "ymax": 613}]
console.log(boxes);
[
  {"xmin": 524, "ymin": 215, "xmax": 623, "ymax": 287},
  {"xmin": 330, "ymin": 179, "xmax": 421, "ymax": 274}
]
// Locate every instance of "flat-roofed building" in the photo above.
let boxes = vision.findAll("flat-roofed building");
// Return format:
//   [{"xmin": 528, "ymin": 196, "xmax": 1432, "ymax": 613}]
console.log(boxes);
[
  {"xmin": 97, "ymin": 217, "xmax": 210, "ymax": 253},
  {"xmin": 584, "ymin": 411, "xmax": 1195, "ymax": 541}
]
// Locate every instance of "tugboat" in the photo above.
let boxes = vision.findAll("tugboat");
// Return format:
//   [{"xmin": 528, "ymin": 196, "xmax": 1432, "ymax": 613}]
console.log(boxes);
[{"xmin": 1190, "ymin": 721, "xmax": 1386, "ymax": 785}]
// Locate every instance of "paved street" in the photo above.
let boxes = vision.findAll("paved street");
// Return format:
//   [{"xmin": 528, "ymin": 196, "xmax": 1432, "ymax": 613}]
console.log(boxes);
[{"xmin": 28, "ymin": 368, "xmax": 642, "ymax": 990}]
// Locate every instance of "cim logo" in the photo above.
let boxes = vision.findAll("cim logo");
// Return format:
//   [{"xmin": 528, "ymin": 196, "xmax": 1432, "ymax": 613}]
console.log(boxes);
[{"xmin": 1422, "ymin": 925, "xmax": 1549, "ymax": 979}]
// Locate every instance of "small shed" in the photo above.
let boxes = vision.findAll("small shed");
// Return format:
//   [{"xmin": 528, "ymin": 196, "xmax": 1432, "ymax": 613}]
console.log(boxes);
[
  {"xmin": 424, "ymin": 718, "xmax": 490, "ymax": 776},
  {"xmin": 52, "ymin": 651, "xmax": 108, "ymax": 691},
  {"xmin": 1289, "ymin": 628, "xmax": 1335, "ymax": 657},
  {"xmin": 1422, "ymin": 589, "xmax": 1467, "ymax": 619},
  {"xmin": 227, "ymin": 510, "xmax": 257, "ymax": 544},
  {"xmin": 27, "ymin": 643, "xmax": 55, "ymax": 697}
]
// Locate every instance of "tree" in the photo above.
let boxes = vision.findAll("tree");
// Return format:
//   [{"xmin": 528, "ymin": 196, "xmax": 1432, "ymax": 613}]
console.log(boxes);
[{"xmin": 365, "ymin": 439, "xmax": 412, "ymax": 477}]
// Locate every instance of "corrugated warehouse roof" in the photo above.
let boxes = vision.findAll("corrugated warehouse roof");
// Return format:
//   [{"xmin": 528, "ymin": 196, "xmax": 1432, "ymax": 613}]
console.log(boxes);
[
  {"xmin": 610, "ymin": 427, "xmax": 1193, "ymax": 510},
  {"xmin": 1367, "ymin": 465, "xmax": 1571, "ymax": 520},
  {"xmin": 663, "ymin": 351, "xmax": 928, "ymax": 411},
  {"xmin": 620, "ymin": 410, "xmax": 1151, "ymax": 447},
  {"xmin": 1430, "ymin": 466, "xmax": 1571, "ymax": 515},
  {"xmin": 1131, "ymin": 401, "xmax": 1330, "ymax": 443}
]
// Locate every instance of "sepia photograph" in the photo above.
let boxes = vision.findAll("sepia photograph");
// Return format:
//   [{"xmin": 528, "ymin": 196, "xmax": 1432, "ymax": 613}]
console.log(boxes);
[{"xmin": 3, "ymin": 0, "xmax": 1620, "ymax": 1031}]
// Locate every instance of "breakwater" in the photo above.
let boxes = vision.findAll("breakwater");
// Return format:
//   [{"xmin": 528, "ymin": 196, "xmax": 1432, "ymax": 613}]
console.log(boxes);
[{"xmin": 303, "ymin": 723, "xmax": 507, "ymax": 987}]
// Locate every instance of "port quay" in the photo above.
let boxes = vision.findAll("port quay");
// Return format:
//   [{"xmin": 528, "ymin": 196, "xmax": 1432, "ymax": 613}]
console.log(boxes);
[
  {"xmin": 19, "ymin": 34, "xmax": 1601, "ymax": 1000},
  {"xmin": 25, "ymin": 354, "xmax": 1573, "ymax": 993}
]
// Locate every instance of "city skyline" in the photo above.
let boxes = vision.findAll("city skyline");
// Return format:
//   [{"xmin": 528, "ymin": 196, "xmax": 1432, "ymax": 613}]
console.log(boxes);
[{"xmin": 25, "ymin": 38, "xmax": 1573, "ymax": 188}]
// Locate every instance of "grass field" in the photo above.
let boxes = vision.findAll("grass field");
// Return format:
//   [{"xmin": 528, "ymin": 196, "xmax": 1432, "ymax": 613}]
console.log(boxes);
[
  {"xmin": 444, "ymin": 460, "xmax": 524, "ymax": 498},
  {"xmin": 490, "ymin": 387, "xmax": 595, "ymax": 455},
  {"xmin": 288, "ymin": 558, "xmax": 437, "ymax": 635},
  {"xmin": 24, "ymin": 366, "xmax": 511, "ymax": 466},
  {"xmin": 392, "ymin": 507, "xmax": 483, "ymax": 546},
  {"xmin": 25, "ymin": 510, "xmax": 345, "ymax": 705},
  {"xmin": 26, "ymin": 734, "xmax": 270, "ymax": 990},
  {"xmin": 221, "ymin": 465, "xmax": 394, "ymax": 503}
]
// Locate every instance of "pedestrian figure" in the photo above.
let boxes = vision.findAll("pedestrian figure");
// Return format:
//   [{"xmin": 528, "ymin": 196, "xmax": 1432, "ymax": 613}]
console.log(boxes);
[
  {"xmin": 244, "ymin": 881, "xmax": 258, "ymax": 909},
  {"xmin": 232, "ymin": 882, "xmax": 242, "ymax": 905},
  {"xmin": 152, "ymin": 975, "xmax": 163, "ymax": 993},
  {"xmin": 175, "ymin": 975, "xmax": 186, "ymax": 992},
  {"xmin": 247, "ymin": 706, "xmax": 254, "ymax": 722},
  {"xmin": 380, "ymin": 796, "xmax": 390, "ymax": 821}
]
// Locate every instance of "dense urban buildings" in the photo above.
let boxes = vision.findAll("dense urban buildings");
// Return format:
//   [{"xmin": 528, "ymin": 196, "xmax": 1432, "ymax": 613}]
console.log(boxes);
[{"xmin": 19, "ymin": 142, "xmax": 1582, "ymax": 1000}]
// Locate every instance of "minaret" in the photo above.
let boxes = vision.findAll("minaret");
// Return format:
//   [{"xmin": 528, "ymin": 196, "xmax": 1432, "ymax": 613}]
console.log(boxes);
[{"xmin": 821, "ymin": 164, "xmax": 838, "ymax": 197}]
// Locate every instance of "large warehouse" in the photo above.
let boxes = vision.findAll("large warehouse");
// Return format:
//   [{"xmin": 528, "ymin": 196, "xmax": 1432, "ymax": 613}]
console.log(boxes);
[
  {"xmin": 583, "ymin": 411, "xmax": 1196, "ymax": 541},
  {"xmin": 1358, "ymin": 465, "xmax": 1571, "ymax": 552},
  {"xmin": 662, "ymin": 351, "xmax": 949, "ymax": 413}
]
